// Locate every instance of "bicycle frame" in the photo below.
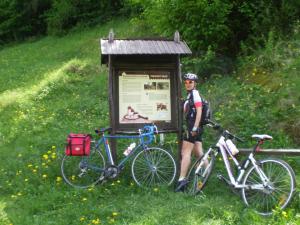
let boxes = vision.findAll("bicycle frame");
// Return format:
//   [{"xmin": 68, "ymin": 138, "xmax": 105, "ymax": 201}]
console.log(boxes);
[
  {"xmin": 93, "ymin": 128, "xmax": 155, "ymax": 170},
  {"xmin": 215, "ymin": 134, "xmax": 270, "ymax": 190}
]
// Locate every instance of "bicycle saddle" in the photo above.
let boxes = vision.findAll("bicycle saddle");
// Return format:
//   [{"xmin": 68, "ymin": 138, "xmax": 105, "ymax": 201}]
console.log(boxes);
[{"xmin": 251, "ymin": 134, "xmax": 273, "ymax": 141}]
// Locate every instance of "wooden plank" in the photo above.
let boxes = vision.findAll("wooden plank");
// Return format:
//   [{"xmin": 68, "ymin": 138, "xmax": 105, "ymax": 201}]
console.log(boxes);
[
  {"xmin": 108, "ymin": 55, "xmax": 117, "ymax": 162},
  {"xmin": 239, "ymin": 149, "xmax": 300, "ymax": 155}
]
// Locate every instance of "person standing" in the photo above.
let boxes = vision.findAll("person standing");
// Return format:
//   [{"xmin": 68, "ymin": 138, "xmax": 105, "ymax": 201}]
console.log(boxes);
[{"xmin": 175, "ymin": 73, "xmax": 205, "ymax": 192}]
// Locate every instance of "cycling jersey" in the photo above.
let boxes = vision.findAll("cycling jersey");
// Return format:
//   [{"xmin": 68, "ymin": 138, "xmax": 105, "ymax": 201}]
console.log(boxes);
[
  {"xmin": 183, "ymin": 89, "xmax": 203, "ymax": 143},
  {"xmin": 184, "ymin": 89, "xmax": 202, "ymax": 129}
]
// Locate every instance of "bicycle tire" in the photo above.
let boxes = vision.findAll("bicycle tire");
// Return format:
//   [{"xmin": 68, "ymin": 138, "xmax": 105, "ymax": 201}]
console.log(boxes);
[
  {"xmin": 186, "ymin": 150, "xmax": 216, "ymax": 195},
  {"xmin": 241, "ymin": 158, "xmax": 296, "ymax": 215},
  {"xmin": 61, "ymin": 146, "xmax": 105, "ymax": 188},
  {"xmin": 131, "ymin": 147, "xmax": 177, "ymax": 187}
]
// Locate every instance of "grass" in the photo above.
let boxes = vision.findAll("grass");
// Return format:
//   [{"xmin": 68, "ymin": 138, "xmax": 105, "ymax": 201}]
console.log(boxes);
[{"xmin": 0, "ymin": 18, "xmax": 300, "ymax": 224}]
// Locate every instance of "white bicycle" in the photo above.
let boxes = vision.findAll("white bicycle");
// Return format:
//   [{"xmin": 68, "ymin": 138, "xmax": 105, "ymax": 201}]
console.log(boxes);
[{"xmin": 186, "ymin": 120, "xmax": 296, "ymax": 215}]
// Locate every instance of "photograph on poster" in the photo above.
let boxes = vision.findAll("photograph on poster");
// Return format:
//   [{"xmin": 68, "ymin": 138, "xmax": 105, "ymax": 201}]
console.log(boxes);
[{"xmin": 119, "ymin": 72, "xmax": 171, "ymax": 124}]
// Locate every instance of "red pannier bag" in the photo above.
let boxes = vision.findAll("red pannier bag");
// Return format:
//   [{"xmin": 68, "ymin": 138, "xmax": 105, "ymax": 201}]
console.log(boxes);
[{"xmin": 65, "ymin": 133, "xmax": 91, "ymax": 156}]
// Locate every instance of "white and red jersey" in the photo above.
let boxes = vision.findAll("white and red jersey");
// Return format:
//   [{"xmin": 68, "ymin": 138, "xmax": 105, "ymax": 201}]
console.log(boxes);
[
  {"xmin": 184, "ymin": 89, "xmax": 202, "ymax": 112},
  {"xmin": 184, "ymin": 89, "xmax": 203, "ymax": 129}
]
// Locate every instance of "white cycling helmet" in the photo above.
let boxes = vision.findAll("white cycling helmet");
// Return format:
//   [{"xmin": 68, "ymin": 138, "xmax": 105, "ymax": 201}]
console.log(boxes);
[{"xmin": 183, "ymin": 73, "xmax": 198, "ymax": 82}]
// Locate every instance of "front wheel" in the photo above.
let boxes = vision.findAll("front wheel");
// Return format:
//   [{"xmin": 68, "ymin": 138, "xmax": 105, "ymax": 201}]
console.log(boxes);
[
  {"xmin": 186, "ymin": 149, "xmax": 216, "ymax": 195},
  {"xmin": 61, "ymin": 147, "xmax": 105, "ymax": 188},
  {"xmin": 242, "ymin": 158, "xmax": 296, "ymax": 215},
  {"xmin": 131, "ymin": 147, "xmax": 177, "ymax": 187}
]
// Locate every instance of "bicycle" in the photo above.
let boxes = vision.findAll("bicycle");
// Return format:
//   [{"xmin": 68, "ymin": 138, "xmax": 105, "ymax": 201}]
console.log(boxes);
[
  {"xmin": 186, "ymin": 120, "xmax": 296, "ymax": 215},
  {"xmin": 61, "ymin": 125, "xmax": 177, "ymax": 189}
]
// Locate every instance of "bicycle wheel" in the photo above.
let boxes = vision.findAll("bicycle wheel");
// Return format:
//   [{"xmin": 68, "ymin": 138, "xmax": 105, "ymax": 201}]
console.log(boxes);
[
  {"xmin": 186, "ymin": 150, "xmax": 216, "ymax": 195},
  {"xmin": 131, "ymin": 147, "xmax": 176, "ymax": 187},
  {"xmin": 61, "ymin": 146, "xmax": 105, "ymax": 188},
  {"xmin": 242, "ymin": 158, "xmax": 296, "ymax": 215}
]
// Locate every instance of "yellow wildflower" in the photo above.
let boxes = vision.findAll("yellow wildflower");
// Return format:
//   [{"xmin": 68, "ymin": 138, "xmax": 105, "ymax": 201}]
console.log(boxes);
[
  {"xmin": 282, "ymin": 211, "xmax": 288, "ymax": 218},
  {"xmin": 42, "ymin": 174, "xmax": 47, "ymax": 178},
  {"xmin": 91, "ymin": 218, "xmax": 101, "ymax": 224}
]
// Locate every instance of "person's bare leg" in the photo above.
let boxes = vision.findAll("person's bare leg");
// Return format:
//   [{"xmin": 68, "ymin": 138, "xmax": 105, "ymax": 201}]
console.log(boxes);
[
  {"xmin": 179, "ymin": 140, "xmax": 194, "ymax": 180},
  {"xmin": 193, "ymin": 141, "xmax": 208, "ymax": 167}
]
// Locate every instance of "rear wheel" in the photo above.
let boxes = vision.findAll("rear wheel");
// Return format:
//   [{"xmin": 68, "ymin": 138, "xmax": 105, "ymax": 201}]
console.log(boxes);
[
  {"xmin": 186, "ymin": 150, "xmax": 216, "ymax": 195},
  {"xmin": 61, "ymin": 146, "xmax": 105, "ymax": 188},
  {"xmin": 131, "ymin": 147, "xmax": 177, "ymax": 187},
  {"xmin": 242, "ymin": 158, "xmax": 296, "ymax": 215}
]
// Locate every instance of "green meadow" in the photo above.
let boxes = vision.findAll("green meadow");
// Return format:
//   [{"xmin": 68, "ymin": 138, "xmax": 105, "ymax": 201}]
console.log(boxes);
[{"xmin": 0, "ymin": 19, "xmax": 299, "ymax": 225}]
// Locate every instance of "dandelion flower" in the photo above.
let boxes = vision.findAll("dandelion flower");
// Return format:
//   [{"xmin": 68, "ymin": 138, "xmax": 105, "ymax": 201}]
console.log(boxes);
[
  {"xmin": 43, "ymin": 154, "xmax": 48, "ymax": 160},
  {"xmin": 112, "ymin": 212, "xmax": 118, "ymax": 217},
  {"xmin": 17, "ymin": 192, "xmax": 22, "ymax": 196},
  {"xmin": 25, "ymin": 178, "xmax": 29, "ymax": 182},
  {"xmin": 282, "ymin": 211, "xmax": 288, "ymax": 218},
  {"xmin": 42, "ymin": 174, "xmax": 47, "ymax": 178},
  {"xmin": 27, "ymin": 164, "xmax": 33, "ymax": 168},
  {"xmin": 56, "ymin": 176, "xmax": 62, "ymax": 182},
  {"xmin": 47, "ymin": 150, "xmax": 52, "ymax": 154},
  {"xmin": 52, "ymin": 146, "xmax": 56, "ymax": 149},
  {"xmin": 91, "ymin": 218, "xmax": 101, "ymax": 224},
  {"xmin": 79, "ymin": 217, "xmax": 85, "ymax": 221},
  {"xmin": 82, "ymin": 198, "xmax": 87, "ymax": 201}
]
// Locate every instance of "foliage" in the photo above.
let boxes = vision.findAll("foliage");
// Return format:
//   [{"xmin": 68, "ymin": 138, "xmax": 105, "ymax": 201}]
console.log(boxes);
[
  {"xmin": 46, "ymin": 0, "xmax": 124, "ymax": 35},
  {"xmin": 0, "ymin": 0, "xmax": 123, "ymax": 43},
  {"xmin": 0, "ymin": 0, "xmax": 51, "ymax": 44},
  {"xmin": 236, "ymin": 24, "xmax": 300, "ymax": 145},
  {"xmin": 135, "ymin": 0, "xmax": 300, "ymax": 55}
]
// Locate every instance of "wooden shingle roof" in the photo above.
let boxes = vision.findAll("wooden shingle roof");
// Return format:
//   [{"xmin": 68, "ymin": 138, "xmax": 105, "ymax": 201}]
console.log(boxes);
[{"xmin": 100, "ymin": 31, "xmax": 192, "ymax": 64}]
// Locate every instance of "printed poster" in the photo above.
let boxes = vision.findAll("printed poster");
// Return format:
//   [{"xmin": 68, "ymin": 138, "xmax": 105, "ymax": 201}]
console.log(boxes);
[{"xmin": 119, "ymin": 72, "xmax": 171, "ymax": 123}]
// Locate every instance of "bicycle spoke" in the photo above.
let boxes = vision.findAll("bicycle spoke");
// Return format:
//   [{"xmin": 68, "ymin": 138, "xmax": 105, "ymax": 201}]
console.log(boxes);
[
  {"xmin": 132, "ymin": 148, "xmax": 176, "ymax": 187},
  {"xmin": 242, "ymin": 159, "xmax": 295, "ymax": 215}
]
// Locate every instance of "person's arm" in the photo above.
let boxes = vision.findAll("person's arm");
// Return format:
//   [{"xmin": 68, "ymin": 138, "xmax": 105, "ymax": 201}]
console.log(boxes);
[
  {"xmin": 191, "ymin": 90, "xmax": 202, "ymax": 136},
  {"xmin": 191, "ymin": 106, "xmax": 202, "ymax": 136}
]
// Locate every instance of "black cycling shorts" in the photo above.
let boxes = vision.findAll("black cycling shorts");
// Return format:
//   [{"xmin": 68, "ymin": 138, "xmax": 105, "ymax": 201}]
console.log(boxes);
[{"xmin": 183, "ymin": 126, "xmax": 204, "ymax": 144}]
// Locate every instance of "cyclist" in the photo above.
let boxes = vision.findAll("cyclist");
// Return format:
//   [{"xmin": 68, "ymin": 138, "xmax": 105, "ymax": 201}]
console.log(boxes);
[{"xmin": 175, "ymin": 73, "xmax": 205, "ymax": 192}]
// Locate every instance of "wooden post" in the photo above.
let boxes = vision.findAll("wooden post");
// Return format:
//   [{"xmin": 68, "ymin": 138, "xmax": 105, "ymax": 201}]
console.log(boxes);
[
  {"xmin": 177, "ymin": 55, "xmax": 183, "ymax": 175},
  {"xmin": 108, "ymin": 55, "xmax": 117, "ymax": 162},
  {"xmin": 239, "ymin": 149, "xmax": 300, "ymax": 155}
]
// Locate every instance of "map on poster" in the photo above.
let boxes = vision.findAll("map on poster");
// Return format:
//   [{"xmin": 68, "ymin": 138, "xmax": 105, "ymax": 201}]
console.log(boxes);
[{"xmin": 119, "ymin": 72, "xmax": 171, "ymax": 124}]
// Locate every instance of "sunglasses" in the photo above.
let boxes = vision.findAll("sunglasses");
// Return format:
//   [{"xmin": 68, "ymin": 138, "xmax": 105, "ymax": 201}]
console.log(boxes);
[{"xmin": 184, "ymin": 80, "xmax": 194, "ymax": 84}]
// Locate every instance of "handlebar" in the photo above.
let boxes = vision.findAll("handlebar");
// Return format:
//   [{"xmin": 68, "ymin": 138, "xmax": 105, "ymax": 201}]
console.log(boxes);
[
  {"xmin": 139, "ymin": 124, "xmax": 158, "ymax": 136},
  {"xmin": 206, "ymin": 119, "xmax": 244, "ymax": 142}
]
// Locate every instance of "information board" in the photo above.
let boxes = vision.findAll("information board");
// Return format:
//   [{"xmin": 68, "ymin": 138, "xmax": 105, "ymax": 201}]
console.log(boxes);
[{"xmin": 119, "ymin": 72, "xmax": 171, "ymax": 124}]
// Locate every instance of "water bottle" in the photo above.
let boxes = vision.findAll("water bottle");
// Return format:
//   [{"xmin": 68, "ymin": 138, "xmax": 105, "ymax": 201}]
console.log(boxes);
[
  {"xmin": 123, "ymin": 142, "xmax": 136, "ymax": 156},
  {"xmin": 225, "ymin": 139, "xmax": 239, "ymax": 156}
]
